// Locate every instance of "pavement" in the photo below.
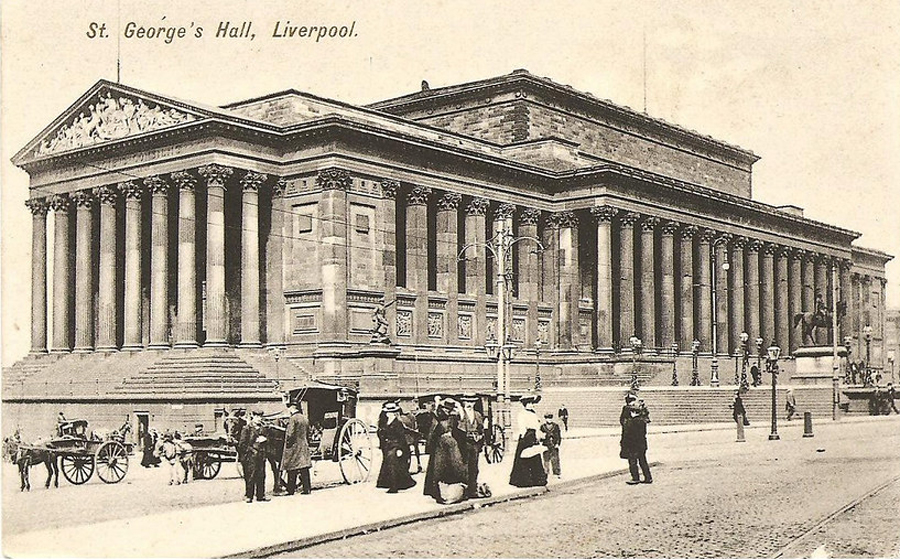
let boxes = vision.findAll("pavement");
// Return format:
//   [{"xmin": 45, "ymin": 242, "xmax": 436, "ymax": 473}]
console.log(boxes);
[{"xmin": 3, "ymin": 415, "xmax": 894, "ymax": 559}]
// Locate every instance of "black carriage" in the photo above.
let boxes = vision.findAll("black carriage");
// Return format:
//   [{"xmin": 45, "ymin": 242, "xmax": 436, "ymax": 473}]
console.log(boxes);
[
  {"xmin": 39, "ymin": 419, "xmax": 134, "ymax": 485},
  {"xmin": 415, "ymin": 392, "xmax": 508, "ymax": 463}
]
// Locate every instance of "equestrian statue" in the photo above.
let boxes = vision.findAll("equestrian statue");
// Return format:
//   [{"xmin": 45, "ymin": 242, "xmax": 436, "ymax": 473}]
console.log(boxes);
[{"xmin": 792, "ymin": 291, "xmax": 846, "ymax": 346}]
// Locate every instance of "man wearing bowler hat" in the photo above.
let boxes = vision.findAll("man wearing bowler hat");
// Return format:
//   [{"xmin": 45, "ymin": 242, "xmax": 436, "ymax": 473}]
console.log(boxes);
[
  {"xmin": 281, "ymin": 399, "xmax": 311, "ymax": 495},
  {"xmin": 456, "ymin": 394, "xmax": 484, "ymax": 498},
  {"xmin": 239, "ymin": 410, "xmax": 270, "ymax": 502}
]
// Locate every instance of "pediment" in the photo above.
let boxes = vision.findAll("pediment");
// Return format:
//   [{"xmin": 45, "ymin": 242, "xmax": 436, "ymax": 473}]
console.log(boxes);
[{"xmin": 15, "ymin": 80, "xmax": 212, "ymax": 164}]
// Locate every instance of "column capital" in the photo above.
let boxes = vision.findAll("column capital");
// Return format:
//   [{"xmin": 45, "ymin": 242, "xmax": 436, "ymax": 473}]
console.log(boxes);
[
  {"xmin": 95, "ymin": 185, "xmax": 119, "ymax": 205},
  {"xmin": 198, "ymin": 164, "xmax": 233, "ymax": 188},
  {"xmin": 171, "ymin": 171, "xmax": 197, "ymax": 191},
  {"xmin": 272, "ymin": 177, "xmax": 288, "ymax": 198},
  {"xmin": 660, "ymin": 221, "xmax": 680, "ymax": 236},
  {"xmin": 144, "ymin": 175, "xmax": 171, "ymax": 196},
  {"xmin": 814, "ymin": 253, "xmax": 830, "ymax": 265},
  {"xmin": 762, "ymin": 243, "xmax": 777, "ymax": 256},
  {"xmin": 804, "ymin": 251, "xmax": 818, "ymax": 263},
  {"xmin": 548, "ymin": 210, "xmax": 578, "ymax": 229},
  {"xmin": 878, "ymin": 276, "xmax": 887, "ymax": 287},
  {"xmin": 316, "ymin": 167, "xmax": 351, "ymax": 190},
  {"xmin": 240, "ymin": 171, "xmax": 268, "ymax": 192},
  {"xmin": 436, "ymin": 192, "xmax": 462, "ymax": 212},
  {"xmin": 590, "ymin": 205, "xmax": 618, "ymax": 223},
  {"xmin": 118, "ymin": 181, "xmax": 143, "ymax": 200},
  {"xmin": 840, "ymin": 258, "xmax": 853, "ymax": 271},
  {"xmin": 25, "ymin": 197, "xmax": 49, "ymax": 216},
  {"xmin": 619, "ymin": 212, "xmax": 641, "ymax": 227},
  {"xmin": 747, "ymin": 239, "xmax": 763, "ymax": 253},
  {"xmin": 640, "ymin": 215, "xmax": 660, "ymax": 232},
  {"xmin": 730, "ymin": 236, "xmax": 747, "ymax": 249},
  {"xmin": 698, "ymin": 228, "xmax": 717, "ymax": 243},
  {"xmin": 71, "ymin": 189, "xmax": 95, "ymax": 208},
  {"xmin": 380, "ymin": 179, "xmax": 399, "ymax": 199},
  {"xmin": 679, "ymin": 225, "xmax": 699, "ymax": 240},
  {"xmin": 778, "ymin": 245, "xmax": 793, "ymax": 258},
  {"xmin": 48, "ymin": 194, "xmax": 72, "ymax": 213},
  {"xmin": 494, "ymin": 202, "xmax": 516, "ymax": 221},
  {"xmin": 406, "ymin": 185, "xmax": 432, "ymax": 206},
  {"xmin": 714, "ymin": 232, "xmax": 732, "ymax": 246},
  {"xmin": 465, "ymin": 197, "xmax": 489, "ymax": 216},
  {"xmin": 519, "ymin": 207, "xmax": 541, "ymax": 226}
]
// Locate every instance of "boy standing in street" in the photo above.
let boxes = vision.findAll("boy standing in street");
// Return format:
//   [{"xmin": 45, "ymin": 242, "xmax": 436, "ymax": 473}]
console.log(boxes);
[{"xmin": 540, "ymin": 413, "xmax": 562, "ymax": 479}]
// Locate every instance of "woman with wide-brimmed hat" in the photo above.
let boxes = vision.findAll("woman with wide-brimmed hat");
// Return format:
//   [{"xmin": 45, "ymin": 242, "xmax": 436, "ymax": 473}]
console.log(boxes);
[
  {"xmin": 509, "ymin": 394, "xmax": 548, "ymax": 488},
  {"xmin": 423, "ymin": 398, "xmax": 467, "ymax": 503},
  {"xmin": 376, "ymin": 401, "xmax": 417, "ymax": 493}
]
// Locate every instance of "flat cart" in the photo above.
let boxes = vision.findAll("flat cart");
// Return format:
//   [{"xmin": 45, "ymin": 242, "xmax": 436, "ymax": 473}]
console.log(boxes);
[
  {"xmin": 283, "ymin": 380, "xmax": 374, "ymax": 484},
  {"xmin": 415, "ymin": 392, "xmax": 507, "ymax": 463},
  {"xmin": 182, "ymin": 433, "xmax": 238, "ymax": 480},
  {"xmin": 46, "ymin": 419, "xmax": 134, "ymax": 485}
]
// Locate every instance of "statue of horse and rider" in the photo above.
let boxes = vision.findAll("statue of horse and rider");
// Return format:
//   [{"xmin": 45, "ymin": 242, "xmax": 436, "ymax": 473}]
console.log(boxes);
[{"xmin": 792, "ymin": 292, "xmax": 846, "ymax": 347}]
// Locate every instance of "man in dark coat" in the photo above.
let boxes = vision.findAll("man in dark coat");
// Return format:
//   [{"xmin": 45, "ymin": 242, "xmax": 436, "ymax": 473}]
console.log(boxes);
[
  {"xmin": 557, "ymin": 405, "xmax": 569, "ymax": 431},
  {"xmin": 456, "ymin": 395, "xmax": 485, "ymax": 498},
  {"xmin": 238, "ymin": 411, "xmax": 269, "ymax": 503},
  {"xmin": 540, "ymin": 413, "xmax": 562, "ymax": 478},
  {"xmin": 619, "ymin": 393, "xmax": 652, "ymax": 485},
  {"xmin": 281, "ymin": 400, "xmax": 312, "ymax": 495},
  {"xmin": 731, "ymin": 390, "xmax": 749, "ymax": 426}
]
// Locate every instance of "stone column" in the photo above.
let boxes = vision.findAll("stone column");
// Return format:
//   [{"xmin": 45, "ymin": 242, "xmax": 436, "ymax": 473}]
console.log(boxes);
[
  {"xmin": 745, "ymin": 240, "xmax": 762, "ymax": 344},
  {"xmin": 519, "ymin": 208, "xmax": 542, "ymax": 348},
  {"xmin": 380, "ymin": 180, "xmax": 399, "ymax": 343},
  {"xmin": 406, "ymin": 185, "xmax": 431, "ymax": 344},
  {"xmin": 72, "ymin": 190, "xmax": 95, "ymax": 352},
  {"xmin": 788, "ymin": 248, "xmax": 803, "ymax": 353},
  {"xmin": 50, "ymin": 195, "xmax": 73, "ymax": 352},
  {"xmin": 678, "ymin": 225, "xmax": 697, "ymax": 352},
  {"xmin": 120, "ymin": 182, "xmax": 143, "ymax": 350},
  {"xmin": 437, "ymin": 192, "xmax": 462, "ymax": 345},
  {"xmin": 802, "ymin": 252, "xmax": 815, "ymax": 319},
  {"xmin": 659, "ymin": 221, "xmax": 677, "ymax": 351},
  {"xmin": 713, "ymin": 234, "xmax": 731, "ymax": 356},
  {"xmin": 26, "ymin": 198, "xmax": 49, "ymax": 354},
  {"xmin": 265, "ymin": 179, "xmax": 287, "ymax": 346},
  {"xmin": 696, "ymin": 229, "xmax": 715, "ymax": 354},
  {"xmin": 760, "ymin": 243, "xmax": 776, "ymax": 347},
  {"xmin": 317, "ymin": 168, "xmax": 351, "ymax": 342},
  {"xmin": 540, "ymin": 215, "xmax": 558, "ymax": 347},
  {"xmin": 863, "ymin": 275, "xmax": 872, "ymax": 331},
  {"xmin": 814, "ymin": 255, "xmax": 828, "ymax": 345},
  {"xmin": 171, "ymin": 172, "xmax": 198, "ymax": 348},
  {"xmin": 618, "ymin": 213, "xmax": 640, "ymax": 348},
  {"xmin": 839, "ymin": 260, "xmax": 851, "ymax": 342},
  {"xmin": 465, "ymin": 197, "xmax": 489, "ymax": 346},
  {"xmin": 775, "ymin": 246, "xmax": 790, "ymax": 352},
  {"xmin": 591, "ymin": 206, "xmax": 617, "ymax": 352},
  {"xmin": 145, "ymin": 176, "xmax": 171, "ymax": 349},
  {"xmin": 730, "ymin": 237, "xmax": 746, "ymax": 344},
  {"xmin": 552, "ymin": 210, "xmax": 579, "ymax": 349},
  {"xmin": 94, "ymin": 186, "xmax": 118, "ymax": 351},
  {"xmin": 639, "ymin": 216, "xmax": 659, "ymax": 351},
  {"xmin": 239, "ymin": 171, "xmax": 267, "ymax": 347},
  {"xmin": 199, "ymin": 164, "xmax": 233, "ymax": 346}
]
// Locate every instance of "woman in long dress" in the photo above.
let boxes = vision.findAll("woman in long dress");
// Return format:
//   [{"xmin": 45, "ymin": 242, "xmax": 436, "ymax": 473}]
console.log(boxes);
[
  {"xmin": 376, "ymin": 402, "xmax": 417, "ymax": 493},
  {"xmin": 423, "ymin": 399, "xmax": 467, "ymax": 502},
  {"xmin": 509, "ymin": 395, "xmax": 548, "ymax": 488}
]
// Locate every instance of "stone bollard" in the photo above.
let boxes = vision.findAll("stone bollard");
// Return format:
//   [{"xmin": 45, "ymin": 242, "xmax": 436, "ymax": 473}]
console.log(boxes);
[
  {"xmin": 736, "ymin": 419, "xmax": 746, "ymax": 442},
  {"xmin": 803, "ymin": 411, "xmax": 814, "ymax": 438}
]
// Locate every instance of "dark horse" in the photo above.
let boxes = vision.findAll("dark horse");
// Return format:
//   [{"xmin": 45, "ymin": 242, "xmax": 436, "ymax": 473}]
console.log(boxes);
[
  {"xmin": 793, "ymin": 301, "xmax": 846, "ymax": 346},
  {"xmin": 225, "ymin": 414, "xmax": 285, "ymax": 493},
  {"xmin": 16, "ymin": 444, "xmax": 59, "ymax": 491}
]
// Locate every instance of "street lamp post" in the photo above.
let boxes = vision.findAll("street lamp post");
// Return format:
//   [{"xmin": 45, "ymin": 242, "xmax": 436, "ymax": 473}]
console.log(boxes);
[
  {"xmin": 739, "ymin": 332, "xmax": 749, "ymax": 391},
  {"xmin": 671, "ymin": 342, "xmax": 679, "ymax": 386},
  {"xmin": 755, "ymin": 337, "xmax": 764, "ymax": 387},
  {"xmin": 843, "ymin": 336, "xmax": 854, "ymax": 384},
  {"xmin": 691, "ymin": 340, "xmax": 701, "ymax": 386},
  {"xmin": 864, "ymin": 325, "xmax": 873, "ymax": 385},
  {"xmin": 630, "ymin": 336, "xmax": 643, "ymax": 391},
  {"xmin": 766, "ymin": 344, "xmax": 782, "ymax": 441},
  {"xmin": 710, "ymin": 244, "xmax": 729, "ymax": 388}
]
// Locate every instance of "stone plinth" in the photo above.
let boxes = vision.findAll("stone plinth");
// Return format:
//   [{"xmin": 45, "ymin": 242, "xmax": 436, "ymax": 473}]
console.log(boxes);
[{"xmin": 792, "ymin": 346, "xmax": 848, "ymax": 386}]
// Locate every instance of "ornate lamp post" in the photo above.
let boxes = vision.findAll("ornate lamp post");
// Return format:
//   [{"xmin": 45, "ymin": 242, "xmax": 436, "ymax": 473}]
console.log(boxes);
[
  {"xmin": 710, "ymin": 246, "xmax": 728, "ymax": 388},
  {"xmin": 754, "ymin": 337, "xmax": 764, "ymax": 387},
  {"xmin": 691, "ymin": 340, "xmax": 701, "ymax": 386},
  {"xmin": 671, "ymin": 342, "xmax": 679, "ymax": 386},
  {"xmin": 766, "ymin": 344, "xmax": 782, "ymax": 441},
  {"xmin": 863, "ymin": 325, "xmax": 873, "ymax": 380},
  {"xmin": 630, "ymin": 335, "xmax": 643, "ymax": 391},
  {"xmin": 739, "ymin": 332, "xmax": 749, "ymax": 391}
]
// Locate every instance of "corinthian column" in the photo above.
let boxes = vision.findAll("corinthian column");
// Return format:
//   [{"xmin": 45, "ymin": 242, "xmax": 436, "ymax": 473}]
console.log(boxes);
[
  {"xmin": 94, "ymin": 186, "xmax": 118, "ymax": 351},
  {"xmin": 730, "ymin": 237, "xmax": 746, "ymax": 344},
  {"xmin": 814, "ymin": 254, "xmax": 828, "ymax": 345},
  {"xmin": 406, "ymin": 185, "xmax": 431, "ymax": 344},
  {"xmin": 760, "ymin": 243, "xmax": 776, "ymax": 347},
  {"xmin": 552, "ymin": 210, "xmax": 579, "ymax": 349},
  {"xmin": 437, "ymin": 192, "xmax": 462, "ymax": 345},
  {"xmin": 26, "ymin": 198, "xmax": 49, "ymax": 354},
  {"xmin": 380, "ymin": 180, "xmax": 399, "ymax": 343},
  {"xmin": 618, "ymin": 213, "xmax": 640, "ymax": 348},
  {"xmin": 639, "ymin": 216, "xmax": 659, "ymax": 351},
  {"xmin": 119, "ymin": 182, "xmax": 143, "ymax": 350},
  {"xmin": 317, "ymin": 168, "xmax": 350, "ymax": 342},
  {"xmin": 775, "ymin": 246, "xmax": 790, "ymax": 352},
  {"xmin": 788, "ymin": 248, "xmax": 803, "ymax": 353},
  {"xmin": 199, "ymin": 164, "xmax": 232, "ymax": 346},
  {"xmin": 746, "ymin": 240, "xmax": 761, "ymax": 344},
  {"xmin": 659, "ymin": 221, "xmax": 678, "ymax": 351},
  {"xmin": 239, "ymin": 171, "xmax": 267, "ymax": 346},
  {"xmin": 50, "ymin": 195, "xmax": 73, "ymax": 352},
  {"xmin": 145, "ymin": 176, "xmax": 171, "ymax": 348},
  {"xmin": 697, "ymin": 229, "xmax": 714, "ymax": 354},
  {"xmin": 465, "ymin": 197, "xmax": 489, "ymax": 346},
  {"xmin": 839, "ymin": 260, "xmax": 851, "ymax": 342},
  {"xmin": 172, "ymin": 171, "xmax": 198, "ymax": 348},
  {"xmin": 519, "ymin": 208, "xmax": 542, "ymax": 348},
  {"xmin": 678, "ymin": 225, "xmax": 697, "ymax": 352},
  {"xmin": 266, "ymin": 179, "xmax": 287, "ymax": 346},
  {"xmin": 591, "ymin": 206, "xmax": 617, "ymax": 352},
  {"xmin": 714, "ymin": 233, "xmax": 731, "ymax": 356},
  {"xmin": 72, "ymin": 190, "xmax": 95, "ymax": 352}
]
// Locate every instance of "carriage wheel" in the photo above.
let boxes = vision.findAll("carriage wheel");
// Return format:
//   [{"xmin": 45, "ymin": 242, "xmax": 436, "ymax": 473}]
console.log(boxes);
[
  {"xmin": 337, "ymin": 418, "xmax": 373, "ymax": 484},
  {"xmin": 61, "ymin": 454, "xmax": 95, "ymax": 485},
  {"xmin": 96, "ymin": 441, "xmax": 129, "ymax": 484},
  {"xmin": 194, "ymin": 454, "xmax": 222, "ymax": 480},
  {"xmin": 484, "ymin": 424, "xmax": 506, "ymax": 464}
]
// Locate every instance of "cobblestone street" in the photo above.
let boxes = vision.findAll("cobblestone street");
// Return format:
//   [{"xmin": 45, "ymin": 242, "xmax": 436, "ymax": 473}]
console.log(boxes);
[{"xmin": 284, "ymin": 420, "xmax": 900, "ymax": 558}]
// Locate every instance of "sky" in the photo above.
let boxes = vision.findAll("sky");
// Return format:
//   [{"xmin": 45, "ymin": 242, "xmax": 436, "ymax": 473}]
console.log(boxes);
[{"xmin": 2, "ymin": 0, "xmax": 898, "ymax": 367}]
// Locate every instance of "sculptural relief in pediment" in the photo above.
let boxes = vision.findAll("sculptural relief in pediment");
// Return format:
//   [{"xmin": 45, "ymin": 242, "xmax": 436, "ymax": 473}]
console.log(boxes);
[{"xmin": 34, "ymin": 92, "xmax": 199, "ymax": 157}]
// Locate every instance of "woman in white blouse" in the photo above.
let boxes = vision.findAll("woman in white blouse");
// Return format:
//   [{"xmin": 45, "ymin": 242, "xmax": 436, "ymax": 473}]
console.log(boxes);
[{"xmin": 508, "ymin": 394, "xmax": 548, "ymax": 488}]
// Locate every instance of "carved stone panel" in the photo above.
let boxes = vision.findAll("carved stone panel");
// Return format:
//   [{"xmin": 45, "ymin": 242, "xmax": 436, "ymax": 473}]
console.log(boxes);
[
  {"xmin": 458, "ymin": 314, "xmax": 472, "ymax": 340},
  {"xmin": 538, "ymin": 320, "xmax": 551, "ymax": 344},
  {"xmin": 396, "ymin": 310, "xmax": 413, "ymax": 338},
  {"xmin": 427, "ymin": 312, "xmax": 444, "ymax": 339},
  {"xmin": 512, "ymin": 318, "xmax": 526, "ymax": 343}
]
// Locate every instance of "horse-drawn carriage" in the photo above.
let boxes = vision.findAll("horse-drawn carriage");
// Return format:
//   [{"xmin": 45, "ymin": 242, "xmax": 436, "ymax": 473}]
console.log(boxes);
[{"xmin": 414, "ymin": 392, "xmax": 508, "ymax": 463}]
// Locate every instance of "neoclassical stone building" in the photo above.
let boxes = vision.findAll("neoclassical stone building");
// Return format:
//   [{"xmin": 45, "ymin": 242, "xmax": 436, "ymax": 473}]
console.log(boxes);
[{"xmin": 5, "ymin": 70, "xmax": 892, "ymax": 432}]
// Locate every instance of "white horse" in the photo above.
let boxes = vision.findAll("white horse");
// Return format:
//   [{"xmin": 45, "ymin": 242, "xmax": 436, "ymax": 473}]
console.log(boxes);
[{"xmin": 155, "ymin": 436, "xmax": 193, "ymax": 485}]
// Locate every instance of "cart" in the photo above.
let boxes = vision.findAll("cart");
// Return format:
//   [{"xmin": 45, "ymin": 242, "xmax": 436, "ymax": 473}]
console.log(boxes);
[
  {"xmin": 44, "ymin": 419, "xmax": 134, "ymax": 485},
  {"xmin": 182, "ymin": 433, "xmax": 238, "ymax": 480},
  {"xmin": 415, "ymin": 392, "xmax": 508, "ymax": 463}
]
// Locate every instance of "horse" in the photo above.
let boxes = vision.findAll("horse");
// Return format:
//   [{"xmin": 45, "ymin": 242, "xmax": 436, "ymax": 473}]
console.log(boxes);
[
  {"xmin": 225, "ymin": 414, "xmax": 285, "ymax": 493},
  {"xmin": 793, "ymin": 301, "xmax": 846, "ymax": 346},
  {"xmin": 398, "ymin": 411, "xmax": 425, "ymax": 474},
  {"xmin": 15, "ymin": 442, "xmax": 59, "ymax": 491},
  {"xmin": 155, "ymin": 434, "xmax": 194, "ymax": 485}
]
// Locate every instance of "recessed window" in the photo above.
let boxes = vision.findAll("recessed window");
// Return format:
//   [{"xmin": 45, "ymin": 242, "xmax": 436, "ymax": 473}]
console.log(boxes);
[{"xmin": 355, "ymin": 214, "xmax": 370, "ymax": 234}]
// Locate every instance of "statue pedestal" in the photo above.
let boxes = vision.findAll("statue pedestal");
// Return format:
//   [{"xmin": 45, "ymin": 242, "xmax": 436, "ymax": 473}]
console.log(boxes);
[{"xmin": 792, "ymin": 346, "xmax": 848, "ymax": 386}]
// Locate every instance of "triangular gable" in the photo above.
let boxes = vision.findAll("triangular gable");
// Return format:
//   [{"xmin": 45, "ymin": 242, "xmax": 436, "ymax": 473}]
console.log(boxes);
[{"xmin": 13, "ymin": 80, "xmax": 215, "ymax": 165}]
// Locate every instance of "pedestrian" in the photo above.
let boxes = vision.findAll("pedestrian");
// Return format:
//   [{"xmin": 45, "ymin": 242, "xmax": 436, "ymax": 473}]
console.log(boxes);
[
  {"xmin": 423, "ymin": 399, "xmax": 468, "ymax": 504},
  {"xmin": 509, "ymin": 394, "xmax": 548, "ymax": 488},
  {"xmin": 141, "ymin": 428, "xmax": 157, "ymax": 468},
  {"xmin": 558, "ymin": 404, "xmax": 569, "ymax": 431},
  {"xmin": 281, "ymin": 399, "xmax": 312, "ymax": 496},
  {"xmin": 750, "ymin": 365, "xmax": 761, "ymax": 387},
  {"xmin": 785, "ymin": 388, "xmax": 797, "ymax": 421},
  {"xmin": 850, "ymin": 362, "xmax": 858, "ymax": 385},
  {"xmin": 731, "ymin": 390, "xmax": 749, "ymax": 426},
  {"xmin": 238, "ymin": 410, "xmax": 269, "ymax": 503},
  {"xmin": 619, "ymin": 393, "xmax": 652, "ymax": 485},
  {"xmin": 376, "ymin": 401, "xmax": 417, "ymax": 494},
  {"xmin": 540, "ymin": 413, "xmax": 562, "ymax": 479},
  {"xmin": 888, "ymin": 383, "xmax": 899, "ymax": 414}
]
